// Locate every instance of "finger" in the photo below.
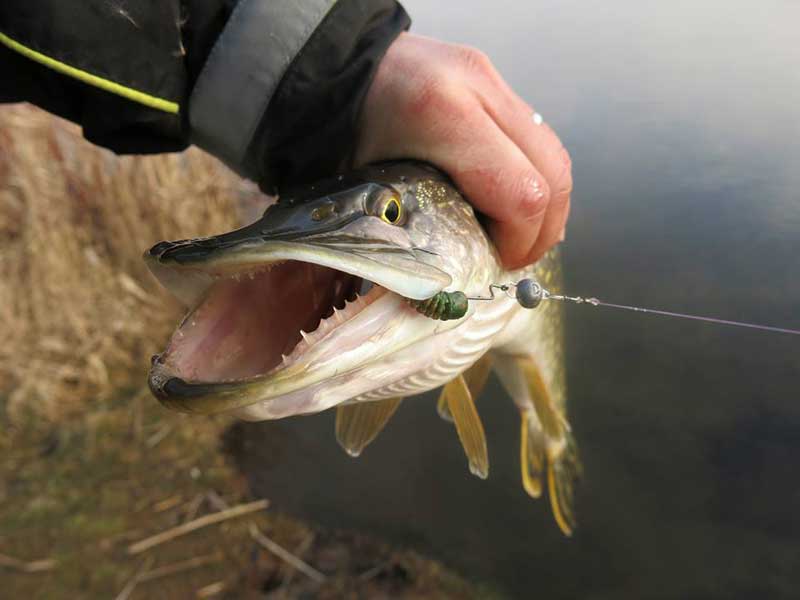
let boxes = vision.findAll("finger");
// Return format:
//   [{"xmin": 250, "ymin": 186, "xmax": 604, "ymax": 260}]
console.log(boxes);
[
  {"xmin": 528, "ymin": 168, "xmax": 571, "ymax": 261},
  {"xmin": 488, "ymin": 194, "xmax": 569, "ymax": 270},
  {"xmin": 458, "ymin": 48, "xmax": 566, "ymax": 184},
  {"xmin": 495, "ymin": 112, "xmax": 572, "ymax": 260},
  {"xmin": 487, "ymin": 218, "xmax": 542, "ymax": 271},
  {"xmin": 467, "ymin": 57, "xmax": 568, "ymax": 189},
  {"xmin": 492, "ymin": 112, "xmax": 572, "ymax": 260},
  {"xmin": 465, "ymin": 64, "xmax": 573, "ymax": 261},
  {"xmin": 493, "ymin": 115, "xmax": 572, "ymax": 261},
  {"xmin": 424, "ymin": 110, "xmax": 552, "ymax": 268}
]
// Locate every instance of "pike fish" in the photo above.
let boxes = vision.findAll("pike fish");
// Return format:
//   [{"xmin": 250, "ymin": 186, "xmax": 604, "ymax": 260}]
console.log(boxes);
[{"xmin": 145, "ymin": 161, "xmax": 581, "ymax": 535}]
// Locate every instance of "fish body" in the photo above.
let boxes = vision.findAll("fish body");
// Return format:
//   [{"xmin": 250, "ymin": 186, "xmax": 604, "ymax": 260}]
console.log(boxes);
[{"xmin": 145, "ymin": 161, "xmax": 580, "ymax": 534}]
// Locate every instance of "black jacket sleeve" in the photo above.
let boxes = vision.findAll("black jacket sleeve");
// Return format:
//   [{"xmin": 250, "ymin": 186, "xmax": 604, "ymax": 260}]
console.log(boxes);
[{"xmin": 0, "ymin": 0, "xmax": 409, "ymax": 190}]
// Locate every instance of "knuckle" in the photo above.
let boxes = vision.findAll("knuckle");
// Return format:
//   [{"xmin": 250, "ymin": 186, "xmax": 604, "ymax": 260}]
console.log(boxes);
[
  {"xmin": 454, "ymin": 44, "xmax": 493, "ymax": 75},
  {"xmin": 521, "ymin": 100, "xmax": 535, "ymax": 115},
  {"xmin": 463, "ymin": 167, "xmax": 505, "ymax": 204},
  {"xmin": 408, "ymin": 74, "xmax": 463, "ymax": 118},
  {"xmin": 517, "ymin": 173, "xmax": 550, "ymax": 220}
]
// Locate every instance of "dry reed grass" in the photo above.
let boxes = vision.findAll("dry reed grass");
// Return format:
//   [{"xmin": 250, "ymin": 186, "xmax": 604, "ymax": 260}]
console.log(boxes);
[
  {"xmin": 0, "ymin": 106, "xmax": 481, "ymax": 599},
  {"xmin": 0, "ymin": 104, "xmax": 259, "ymax": 421}
]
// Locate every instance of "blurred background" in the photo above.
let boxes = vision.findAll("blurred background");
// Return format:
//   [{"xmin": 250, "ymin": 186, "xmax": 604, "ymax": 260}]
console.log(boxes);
[{"xmin": 2, "ymin": 0, "xmax": 798, "ymax": 598}]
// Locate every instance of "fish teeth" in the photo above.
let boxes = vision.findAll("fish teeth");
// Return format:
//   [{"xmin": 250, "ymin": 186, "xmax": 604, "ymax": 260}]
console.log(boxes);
[
  {"xmin": 281, "ymin": 353, "xmax": 289, "ymax": 365},
  {"xmin": 300, "ymin": 330, "xmax": 313, "ymax": 345}
]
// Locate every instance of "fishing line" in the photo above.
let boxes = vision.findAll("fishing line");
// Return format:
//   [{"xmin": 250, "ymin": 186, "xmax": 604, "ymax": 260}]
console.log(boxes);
[{"xmin": 467, "ymin": 279, "xmax": 800, "ymax": 336}]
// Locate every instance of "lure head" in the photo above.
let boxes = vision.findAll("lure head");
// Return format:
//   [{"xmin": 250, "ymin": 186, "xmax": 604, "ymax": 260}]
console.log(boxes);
[
  {"xmin": 515, "ymin": 279, "xmax": 544, "ymax": 309},
  {"xmin": 145, "ymin": 162, "xmax": 501, "ymax": 419}
]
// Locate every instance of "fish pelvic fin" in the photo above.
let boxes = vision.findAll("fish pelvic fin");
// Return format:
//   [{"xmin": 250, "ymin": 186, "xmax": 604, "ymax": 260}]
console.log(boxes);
[
  {"xmin": 439, "ymin": 373, "xmax": 489, "ymax": 479},
  {"xmin": 436, "ymin": 393, "xmax": 454, "ymax": 423},
  {"xmin": 436, "ymin": 353, "xmax": 493, "ymax": 423},
  {"xmin": 520, "ymin": 411, "xmax": 545, "ymax": 498},
  {"xmin": 335, "ymin": 397, "xmax": 403, "ymax": 457},
  {"xmin": 547, "ymin": 428, "xmax": 582, "ymax": 537},
  {"xmin": 515, "ymin": 356, "xmax": 582, "ymax": 537}
]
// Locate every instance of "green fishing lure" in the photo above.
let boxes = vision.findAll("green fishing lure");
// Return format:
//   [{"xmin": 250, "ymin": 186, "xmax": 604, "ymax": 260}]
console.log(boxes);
[{"xmin": 409, "ymin": 291, "xmax": 469, "ymax": 321}]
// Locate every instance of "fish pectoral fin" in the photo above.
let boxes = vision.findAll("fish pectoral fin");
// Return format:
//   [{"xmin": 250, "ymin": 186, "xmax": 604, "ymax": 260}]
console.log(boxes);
[
  {"xmin": 463, "ymin": 353, "xmax": 493, "ymax": 396},
  {"xmin": 436, "ymin": 353, "xmax": 493, "ymax": 423},
  {"xmin": 516, "ymin": 356, "xmax": 582, "ymax": 537},
  {"xmin": 335, "ymin": 397, "xmax": 403, "ymax": 457},
  {"xmin": 441, "ymin": 374, "xmax": 489, "ymax": 479}
]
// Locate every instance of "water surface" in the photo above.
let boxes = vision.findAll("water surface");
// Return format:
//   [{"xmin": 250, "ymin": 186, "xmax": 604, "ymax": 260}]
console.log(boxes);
[{"xmin": 233, "ymin": 2, "xmax": 800, "ymax": 597}]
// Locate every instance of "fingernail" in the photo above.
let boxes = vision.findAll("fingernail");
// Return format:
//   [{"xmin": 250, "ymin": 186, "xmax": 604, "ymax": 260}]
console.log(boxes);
[{"xmin": 558, "ymin": 226, "xmax": 567, "ymax": 242}]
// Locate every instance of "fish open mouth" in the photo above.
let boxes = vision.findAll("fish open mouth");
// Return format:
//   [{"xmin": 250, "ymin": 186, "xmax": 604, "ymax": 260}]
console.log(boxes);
[
  {"xmin": 146, "ymin": 236, "xmax": 452, "ymax": 415},
  {"xmin": 156, "ymin": 260, "xmax": 386, "ymax": 386},
  {"xmin": 145, "ymin": 169, "xmax": 456, "ymax": 415}
]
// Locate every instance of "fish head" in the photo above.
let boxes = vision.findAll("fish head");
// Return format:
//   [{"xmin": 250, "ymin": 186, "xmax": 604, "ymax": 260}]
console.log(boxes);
[{"xmin": 145, "ymin": 161, "xmax": 499, "ymax": 419}]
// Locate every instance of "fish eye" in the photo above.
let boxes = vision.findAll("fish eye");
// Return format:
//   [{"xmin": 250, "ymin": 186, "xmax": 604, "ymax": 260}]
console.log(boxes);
[{"xmin": 379, "ymin": 196, "xmax": 404, "ymax": 225}]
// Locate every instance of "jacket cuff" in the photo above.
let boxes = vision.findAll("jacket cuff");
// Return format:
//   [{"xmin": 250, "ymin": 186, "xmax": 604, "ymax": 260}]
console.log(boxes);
[
  {"xmin": 189, "ymin": 0, "xmax": 337, "ymax": 175},
  {"xmin": 188, "ymin": 0, "xmax": 410, "ymax": 189}
]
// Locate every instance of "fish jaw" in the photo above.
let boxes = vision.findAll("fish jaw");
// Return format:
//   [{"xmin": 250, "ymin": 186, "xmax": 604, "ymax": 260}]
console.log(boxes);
[
  {"xmin": 231, "ymin": 294, "xmax": 476, "ymax": 421},
  {"xmin": 144, "ymin": 235, "xmax": 452, "ymax": 307},
  {"xmin": 144, "ymin": 205, "xmax": 463, "ymax": 416},
  {"xmin": 147, "ymin": 268, "xmax": 466, "ymax": 416}
]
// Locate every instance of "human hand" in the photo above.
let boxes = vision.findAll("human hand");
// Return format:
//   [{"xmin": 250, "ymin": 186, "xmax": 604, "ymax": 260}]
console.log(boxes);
[{"xmin": 355, "ymin": 33, "xmax": 572, "ymax": 269}]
